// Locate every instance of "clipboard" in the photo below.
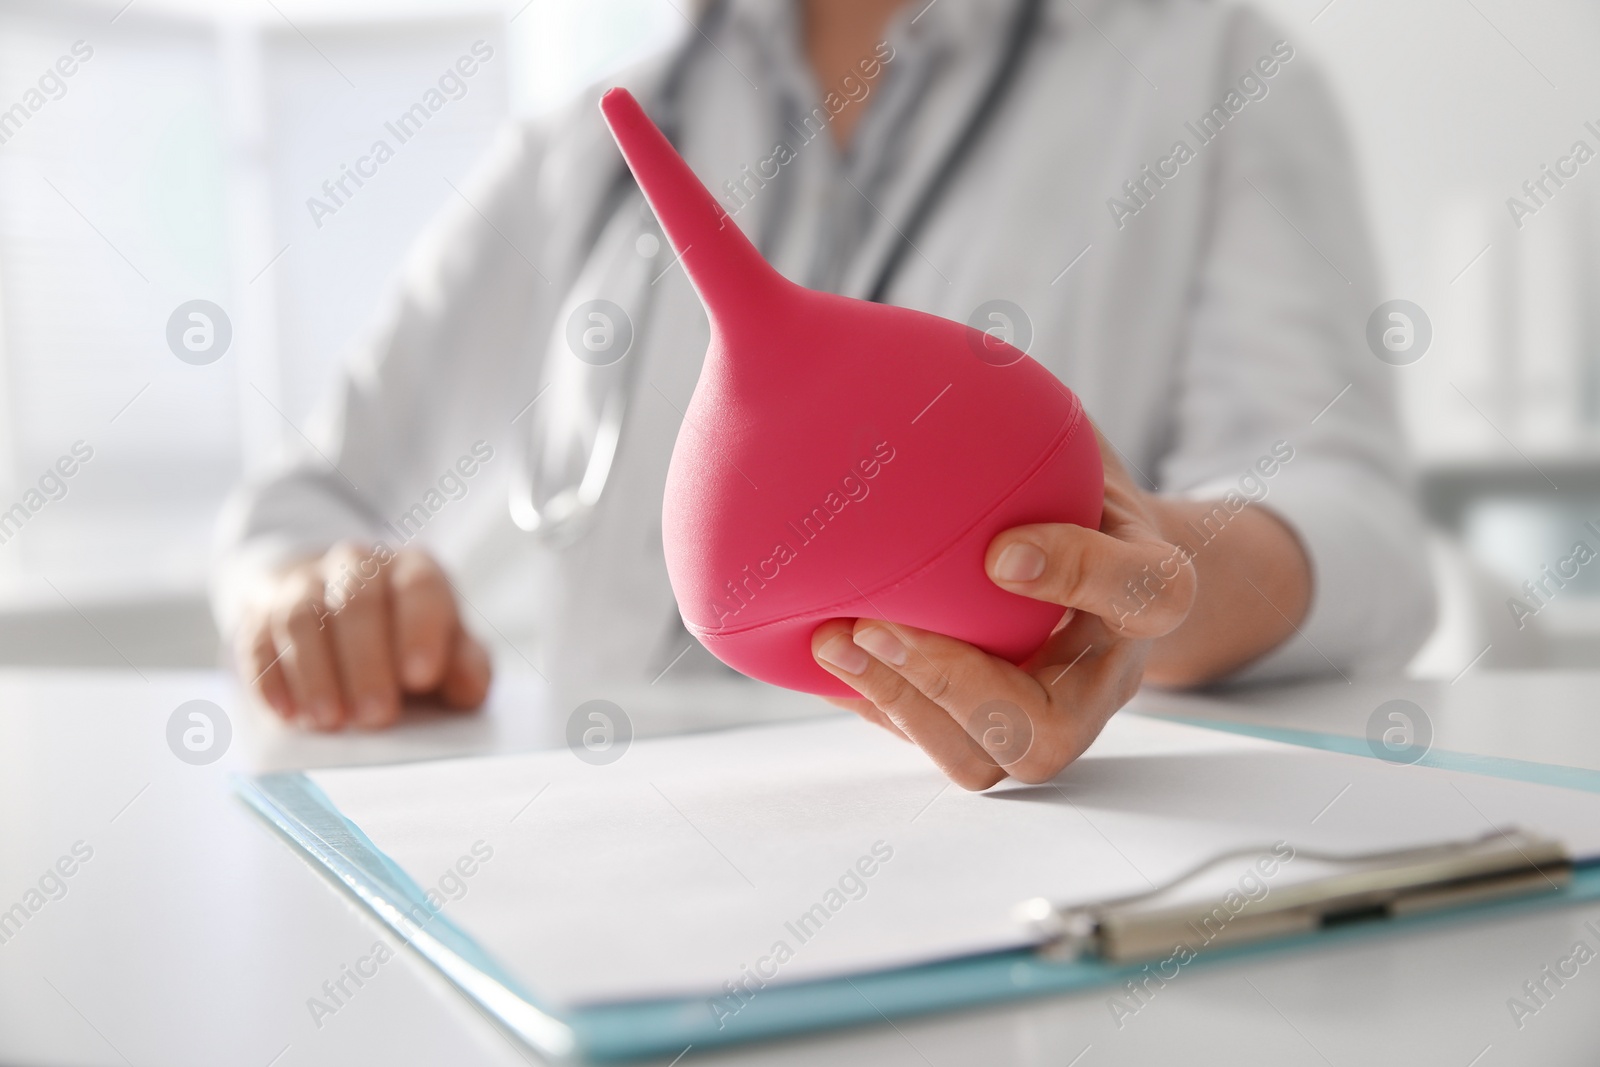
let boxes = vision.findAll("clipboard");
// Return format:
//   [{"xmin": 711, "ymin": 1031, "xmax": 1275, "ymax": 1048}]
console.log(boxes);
[{"xmin": 235, "ymin": 717, "xmax": 1600, "ymax": 1064}]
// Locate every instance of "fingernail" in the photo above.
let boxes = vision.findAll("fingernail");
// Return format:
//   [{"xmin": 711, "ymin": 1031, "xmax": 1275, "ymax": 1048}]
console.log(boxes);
[
  {"xmin": 309, "ymin": 700, "xmax": 340, "ymax": 730},
  {"xmin": 994, "ymin": 542, "xmax": 1046, "ymax": 582},
  {"xmin": 853, "ymin": 626, "xmax": 907, "ymax": 667},
  {"xmin": 404, "ymin": 653, "xmax": 432, "ymax": 688},
  {"xmin": 816, "ymin": 633, "xmax": 870, "ymax": 676},
  {"xmin": 355, "ymin": 696, "xmax": 390, "ymax": 728}
]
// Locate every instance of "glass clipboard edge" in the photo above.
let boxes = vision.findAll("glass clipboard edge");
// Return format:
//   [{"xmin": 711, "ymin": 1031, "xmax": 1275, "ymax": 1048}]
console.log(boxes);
[
  {"xmin": 1137, "ymin": 713, "xmax": 1600, "ymax": 795},
  {"xmin": 231, "ymin": 772, "xmax": 1600, "ymax": 1063},
  {"xmin": 232, "ymin": 772, "xmax": 580, "ymax": 1061}
]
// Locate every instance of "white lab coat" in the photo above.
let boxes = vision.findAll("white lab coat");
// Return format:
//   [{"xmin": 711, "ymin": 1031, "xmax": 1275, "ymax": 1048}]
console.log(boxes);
[{"xmin": 214, "ymin": 0, "xmax": 1435, "ymax": 694}]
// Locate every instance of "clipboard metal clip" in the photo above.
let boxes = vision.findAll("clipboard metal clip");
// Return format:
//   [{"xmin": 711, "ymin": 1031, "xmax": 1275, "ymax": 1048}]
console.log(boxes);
[{"xmin": 1015, "ymin": 828, "xmax": 1573, "ymax": 963}]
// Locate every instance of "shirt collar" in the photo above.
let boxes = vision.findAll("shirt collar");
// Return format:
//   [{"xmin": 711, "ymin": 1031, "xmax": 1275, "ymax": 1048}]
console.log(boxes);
[{"xmin": 720, "ymin": 0, "xmax": 1055, "ymax": 69}]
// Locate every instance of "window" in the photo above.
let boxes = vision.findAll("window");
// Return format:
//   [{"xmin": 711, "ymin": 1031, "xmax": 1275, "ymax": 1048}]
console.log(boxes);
[{"xmin": 0, "ymin": 0, "xmax": 675, "ymax": 663}]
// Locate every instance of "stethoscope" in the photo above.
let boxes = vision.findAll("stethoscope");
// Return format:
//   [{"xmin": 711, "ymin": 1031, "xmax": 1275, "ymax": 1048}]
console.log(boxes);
[{"xmin": 511, "ymin": 0, "xmax": 1045, "ymax": 543}]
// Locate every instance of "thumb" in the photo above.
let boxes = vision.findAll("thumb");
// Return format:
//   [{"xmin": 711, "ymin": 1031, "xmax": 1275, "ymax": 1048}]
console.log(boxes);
[{"xmin": 987, "ymin": 523, "xmax": 1195, "ymax": 638}]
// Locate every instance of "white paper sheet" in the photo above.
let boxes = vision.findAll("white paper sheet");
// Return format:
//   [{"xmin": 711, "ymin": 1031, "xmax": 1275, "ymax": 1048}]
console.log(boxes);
[{"xmin": 308, "ymin": 712, "xmax": 1600, "ymax": 1007}]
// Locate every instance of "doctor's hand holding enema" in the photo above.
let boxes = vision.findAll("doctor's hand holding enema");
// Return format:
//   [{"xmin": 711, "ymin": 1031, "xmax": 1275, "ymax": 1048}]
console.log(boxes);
[
  {"xmin": 235, "ymin": 545, "xmax": 491, "ymax": 730},
  {"xmin": 812, "ymin": 426, "xmax": 1311, "ymax": 790}
]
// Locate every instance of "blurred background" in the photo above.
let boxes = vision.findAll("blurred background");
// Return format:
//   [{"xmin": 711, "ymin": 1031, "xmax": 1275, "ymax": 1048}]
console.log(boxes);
[{"xmin": 0, "ymin": 0, "xmax": 1597, "ymax": 678}]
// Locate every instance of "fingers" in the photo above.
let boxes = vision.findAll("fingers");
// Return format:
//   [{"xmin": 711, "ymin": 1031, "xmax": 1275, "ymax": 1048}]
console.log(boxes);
[
  {"xmin": 1035, "ymin": 611, "xmax": 1147, "ymax": 721},
  {"xmin": 268, "ymin": 568, "xmax": 345, "ymax": 730},
  {"xmin": 813, "ymin": 620, "xmax": 1004, "ymax": 791},
  {"xmin": 848, "ymin": 619, "xmax": 1074, "ymax": 784},
  {"xmin": 987, "ymin": 523, "xmax": 1194, "ymax": 638},
  {"xmin": 815, "ymin": 614, "xmax": 1144, "ymax": 788},
  {"xmin": 321, "ymin": 543, "xmax": 401, "ymax": 729},
  {"xmin": 242, "ymin": 546, "xmax": 489, "ymax": 731},
  {"xmin": 438, "ymin": 629, "xmax": 492, "ymax": 710},
  {"xmin": 1019, "ymin": 616, "xmax": 1148, "ymax": 777},
  {"xmin": 237, "ymin": 611, "xmax": 292, "ymax": 721},
  {"xmin": 389, "ymin": 549, "xmax": 460, "ymax": 693}
]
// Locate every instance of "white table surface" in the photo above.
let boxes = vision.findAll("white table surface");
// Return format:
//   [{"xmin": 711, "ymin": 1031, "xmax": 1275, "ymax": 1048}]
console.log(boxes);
[{"xmin": 2, "ymin": 667, "xmax": 1597, "ymax": 1066}]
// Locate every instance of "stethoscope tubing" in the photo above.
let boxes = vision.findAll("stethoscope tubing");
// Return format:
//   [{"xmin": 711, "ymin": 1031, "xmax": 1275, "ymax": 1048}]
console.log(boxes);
[{"xmin": 513, "ymin": 0, "xmax": 1044, "ymax": 538}]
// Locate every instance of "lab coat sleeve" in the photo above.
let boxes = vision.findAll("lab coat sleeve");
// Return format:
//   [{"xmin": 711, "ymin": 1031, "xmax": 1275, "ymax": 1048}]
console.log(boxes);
[
  {"xmin": 210, "ymin": 113, "xmax": 567, "ymax": 638},
  {"xmin": 1156, "ymin": 10, "xmax": 1436, "ymax": 680}
]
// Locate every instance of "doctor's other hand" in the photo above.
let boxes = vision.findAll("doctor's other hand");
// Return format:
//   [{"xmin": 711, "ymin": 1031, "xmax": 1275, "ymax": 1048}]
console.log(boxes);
[
  {"xmin": 811, "ymin": 427, "xmax": 1311, "ymax": 789},
  {"xmin": 233, "ymin": 544, "xmax": 491, "ymax": 731}
]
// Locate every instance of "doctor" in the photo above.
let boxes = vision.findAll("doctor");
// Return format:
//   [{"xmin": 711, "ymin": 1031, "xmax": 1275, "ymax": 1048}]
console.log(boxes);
[{"xmin": 214, "ymin": 0, "xmax": 1434, "ymax": 786}]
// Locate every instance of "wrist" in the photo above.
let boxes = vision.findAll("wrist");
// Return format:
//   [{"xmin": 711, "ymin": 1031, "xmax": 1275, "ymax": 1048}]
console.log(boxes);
[{"xmin": 1139, "ymin": 495, "xmax": 1313, "ymax": 687}]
